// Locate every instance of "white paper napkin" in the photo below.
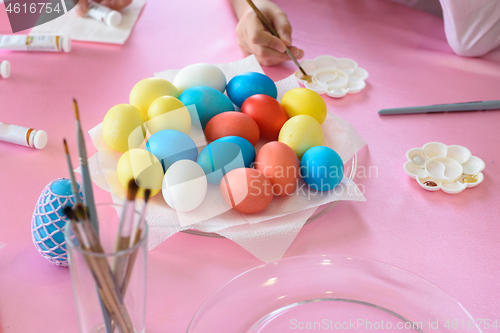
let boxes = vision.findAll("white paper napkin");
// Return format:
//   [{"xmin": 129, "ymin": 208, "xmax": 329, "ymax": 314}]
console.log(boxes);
[
  {"xmin": 30, "ymin": 0, "xmax": 146, "ymax": 45},
  {"xmin": 83, "ymin": 55, "xmax": 367, "ymax": 261}
]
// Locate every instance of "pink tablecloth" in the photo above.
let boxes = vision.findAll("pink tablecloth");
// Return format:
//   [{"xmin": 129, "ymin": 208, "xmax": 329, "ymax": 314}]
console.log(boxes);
[{"xmin": 1, "ymin": 0, "xmax": 499, "ymax": 332}]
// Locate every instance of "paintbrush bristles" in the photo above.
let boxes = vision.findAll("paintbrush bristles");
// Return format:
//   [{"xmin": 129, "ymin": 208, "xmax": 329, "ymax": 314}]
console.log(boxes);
[
  {"xmin": 74, "ymin": 203, "xmax": 88, "ymax": 221},
  {"xmin": 127, "ymin": 180, "xmax": 139, "ymax": 201},
  {"xmin": 63, "ymin": 206, "xmax": 76, "ymax": 221},
  {"xmin": 144, "ymin": 189, "xmax": 151, "ymax": 203},
  {"xmin": 73, "ymin": 98, "xmax": 80, "ymax": 121},
  {"xmin": 63, "ymin": 138, "xmax": 69, "ymax": 154}
]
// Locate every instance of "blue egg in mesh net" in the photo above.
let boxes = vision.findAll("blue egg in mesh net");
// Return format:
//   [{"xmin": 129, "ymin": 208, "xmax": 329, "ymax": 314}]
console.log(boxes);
[{"xmin": 31, "ymin": 178, "xmax": 83, "ymax": 267}]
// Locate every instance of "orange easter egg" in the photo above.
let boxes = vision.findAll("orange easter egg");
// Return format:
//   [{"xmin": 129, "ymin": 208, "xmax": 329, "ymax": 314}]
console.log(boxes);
[
  {"xmin": 204, "ymin": 111, "xmax": 260, "ymax": 146},
  {"xmin": 219, "ymin": 168, "xmax": 273, "ymax": 214},
  {"xmin": 255, "ymin": 141, "xmax": 300, "ymax": 196}
]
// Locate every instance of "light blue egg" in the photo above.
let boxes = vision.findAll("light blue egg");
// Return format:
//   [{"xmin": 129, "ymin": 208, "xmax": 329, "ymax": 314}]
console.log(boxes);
[
  {"xmin": 226, "ymin": 72, "xmax": 278, "ymax": 108},
  {"xmin": 197, "ymin": 136, "xmax": 255, "ymax": 184},
  {"xmin": 146, "ymin": 129, "xmax": 198, "ymax": 172},
  {"xmin": 300, "ymin": 146, "xmax": 344, "ymax": 192},
  {"xmin": 31, "ymin": 178, "xmax": 83, "ymax": 267},
  {"xmin": 179, "ymin": 86, "xmax": 235, "ymax": 128}
]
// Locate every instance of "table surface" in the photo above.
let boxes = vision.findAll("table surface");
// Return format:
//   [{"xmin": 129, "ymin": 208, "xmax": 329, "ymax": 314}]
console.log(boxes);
[{"xmin": 1, "ymin": 0, "xmax": 499, "ymax": 332}]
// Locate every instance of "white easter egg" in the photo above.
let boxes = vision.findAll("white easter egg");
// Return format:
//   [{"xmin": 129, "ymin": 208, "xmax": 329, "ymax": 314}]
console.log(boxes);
[
  {"xmin": 162, "ymin": 160, "xmax": 207, "ymax": 212},
  {"xmin": 173, "ymin": 63, "xmax": 227, "ymax": 93}
]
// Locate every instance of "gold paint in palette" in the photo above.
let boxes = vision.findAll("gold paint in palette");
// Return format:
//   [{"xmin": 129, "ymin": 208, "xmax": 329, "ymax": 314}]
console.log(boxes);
[{"xmin": 462, "ymin": 174, "xmax": 479, "ymax": 184}]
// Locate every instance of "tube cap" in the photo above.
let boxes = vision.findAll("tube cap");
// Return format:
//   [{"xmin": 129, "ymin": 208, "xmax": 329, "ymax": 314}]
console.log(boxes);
[
  {"xmin": 106, "ymin": 11, "xmax": 122, "ymax": 27},
  {"xmin": 62, "ymin": 37, "xmax": 71, "ymax": 53},
  {"xmin": 1, "ymin": 61, "xmax": 11, "ymax": 79},
  {"xmin": 34, "ymin": 130, "xmax": 48, "ymax": 149}
]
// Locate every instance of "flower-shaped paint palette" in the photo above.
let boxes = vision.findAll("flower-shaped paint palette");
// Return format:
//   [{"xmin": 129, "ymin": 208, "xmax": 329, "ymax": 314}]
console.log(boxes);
[
  {"xmin": 295, "ymin": 55, "xmax": 368, "ymax": 98},
  {"xmin": 404, "ymin": 142, "xmax": 485, "ymax": 194}
]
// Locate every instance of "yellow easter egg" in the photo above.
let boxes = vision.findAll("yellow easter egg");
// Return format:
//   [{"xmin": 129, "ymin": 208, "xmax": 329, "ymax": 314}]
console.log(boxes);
[
  {"xmin": 278, "ymin": 115, "xmax": 323, "ymax": 159},
  {"xmin": 146, "ymin": 96, "xmax": 191, "ymax": 135},
  {"xmin": 129, "ymin": 78, "xmax": 180, "ymax": 118},
  {"xmin": 281, "ymin": 88, "xmax": 327, "ymax": 124},
  {"xmin": 117, "ymin": 149, "xmax": 164, "ymax": 198},
  {"xmin": 102, "ymin": 104, "xmax": 146, "ymax": 153}
]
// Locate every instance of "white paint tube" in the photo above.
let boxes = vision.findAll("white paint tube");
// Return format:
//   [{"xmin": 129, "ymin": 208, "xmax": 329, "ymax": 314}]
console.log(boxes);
[
  {"xmin": 0, "ymin": 123, "xmax": 48, "ymax": 149},
  {"xmin": 0, "ymin": 35, "xmax": 71, "ymax": 52},
  {"xmin": 87, "ymin": 1, "xmax": 122, "ymax": 27}
]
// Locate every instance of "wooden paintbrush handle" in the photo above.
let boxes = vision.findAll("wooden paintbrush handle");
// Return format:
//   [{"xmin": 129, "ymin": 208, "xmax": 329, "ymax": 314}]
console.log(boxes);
[{"xmin": 245, "ymin": 0, "xmax": 280, "ymax": 37}]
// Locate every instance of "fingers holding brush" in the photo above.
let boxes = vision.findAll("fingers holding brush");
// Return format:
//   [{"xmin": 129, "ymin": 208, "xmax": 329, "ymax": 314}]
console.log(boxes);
[{"xmin": 233, "ymin": 0, "xmax": 304, "ymax": 66}]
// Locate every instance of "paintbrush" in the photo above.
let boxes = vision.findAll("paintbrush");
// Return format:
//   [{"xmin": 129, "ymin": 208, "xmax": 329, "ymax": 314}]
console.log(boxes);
[
  {"xmin": 245, "ymin": 0, "xmax": 313, "ymax": 83},
  {"xmin": 121, "ymin": 189, "xmax": 150, "ymax": 294},
  {"xmin": 63, "ymin": 139, "xmax": 81, "ymax": 205},
  {"xmin": 64, "ymin": 207, "xmax": 134, "ymax": 333},
  {"xmin": 110, "ymin": 188, "xmax": 150, "ymax": 332},
  {"xmin": 63, "ymin": 139, "xmax": 113, "ymax": 333},
  {"xmin": 113, "ymin": 180, "xmax": 139, "ymax": 287},
  {"xmin": 73, "ymin": 98, "xmax": 99, "ymax": 233},
  {"xmin": 74, "ymin": 205, "xmax": 134, "ymax": 333}
]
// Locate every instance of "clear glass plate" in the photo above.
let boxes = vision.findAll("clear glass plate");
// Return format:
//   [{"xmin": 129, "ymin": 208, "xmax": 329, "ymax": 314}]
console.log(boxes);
[{"xmin": 187, "ymin": 255, "xmax": 482, "ymax": 332}]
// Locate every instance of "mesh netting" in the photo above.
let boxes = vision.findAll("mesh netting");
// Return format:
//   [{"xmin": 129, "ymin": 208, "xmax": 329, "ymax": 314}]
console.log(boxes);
[{"xmin": 31, "ymin": 179, "xmax": 83, "ymax": 267}]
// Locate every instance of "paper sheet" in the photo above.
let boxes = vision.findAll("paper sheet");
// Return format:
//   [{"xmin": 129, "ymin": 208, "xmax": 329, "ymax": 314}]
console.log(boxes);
[{"xmin": 30, "ymin": 0, "xmax": 146, "ymax": 44}]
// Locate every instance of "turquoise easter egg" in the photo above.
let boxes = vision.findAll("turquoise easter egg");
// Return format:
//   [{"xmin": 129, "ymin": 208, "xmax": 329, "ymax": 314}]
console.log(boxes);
[
  {"xmin": 300, "ymin": 146, "xmax": 344, "ymax": 192},
  {"xmin": 226, "ymin": 72, "xmax": 278, "ymax": 108},
  {"xmin": 197, "ymin": 136, "xmax": 256, "ymax": 184},
  {"xmin": 31, "ymin": 178, "xmax": 83, "ymax": 267},
  {"xmin": 179, "ymin": 86, "xmax": 235, "ymax": 128},
  {"xmin": 145, "ymin": 129, "xmax": 198, "ymax": 172}
]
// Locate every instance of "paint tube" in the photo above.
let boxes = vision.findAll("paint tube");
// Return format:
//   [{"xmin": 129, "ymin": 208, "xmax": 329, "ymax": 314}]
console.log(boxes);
[{"xmin": 0, "ymin": 35, "xmax": 71, "ymax": 52}]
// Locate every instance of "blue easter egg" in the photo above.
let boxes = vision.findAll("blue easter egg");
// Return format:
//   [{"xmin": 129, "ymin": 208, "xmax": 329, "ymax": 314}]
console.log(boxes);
[
  {"xmin": 179, "ymin": 86, "xmax": 235, "ymax": 128},
  {"xmin": 146, "ymin": 129, "xmax": 198, "ymax": 172},
  {"xmin": 300, "ymin": 146, "xmax": 344, "ymax": 192},
  {"xmin": 31, "ymin": 178, "xmax": 83, "ymax": 267},
  {"xmin": 226, "ymin": 72, "xmax": 278, "ymax": 108},
  {"xmin": 197, "ymin": 136, "xmax": 256, "ymax": 184}
]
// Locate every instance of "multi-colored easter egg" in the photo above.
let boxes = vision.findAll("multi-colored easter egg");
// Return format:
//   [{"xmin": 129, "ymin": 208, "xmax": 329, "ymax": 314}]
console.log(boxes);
[{"xmin": 31, "ymin": 178, "xmax": 83, "ymax": 267}]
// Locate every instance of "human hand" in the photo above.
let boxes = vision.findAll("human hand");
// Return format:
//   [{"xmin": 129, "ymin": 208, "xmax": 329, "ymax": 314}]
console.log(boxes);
[
  {"xmin": 235, "ymin": 0, "xmax": 304, "ymax": 66},
  {"xmin": 75, "ymin": 0, "xmax": 132, "ymax": 16}
]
